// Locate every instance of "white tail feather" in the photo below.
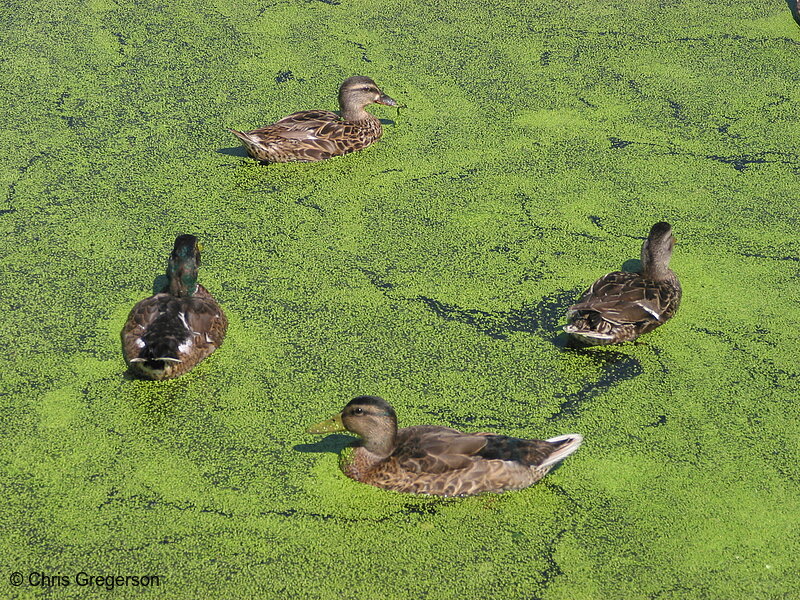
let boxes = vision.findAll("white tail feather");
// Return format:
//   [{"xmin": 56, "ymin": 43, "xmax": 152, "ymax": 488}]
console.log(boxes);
[
  {"xmin": 563, "ymin": 324, "xmax": 613, "ymax": 338},
  {"xmin": 540, "ymin": 434, "xmax": 584, "ymax": 468}
]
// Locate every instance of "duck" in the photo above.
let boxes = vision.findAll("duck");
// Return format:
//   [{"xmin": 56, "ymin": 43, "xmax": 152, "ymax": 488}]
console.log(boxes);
[
  {"xmin": 307, "ymin": 396, "xmax": 583, "ymax": 497},
  {"xmin": 564, "ymin": 221, "xmax": 681, "ymax": 345},
  {"xmin": 228, "ymin": 76, "xmax": 398, "ymax": 163},
  {"xmin": 121, "ymin": 234, "xmax": 228, "ymax": 380}
]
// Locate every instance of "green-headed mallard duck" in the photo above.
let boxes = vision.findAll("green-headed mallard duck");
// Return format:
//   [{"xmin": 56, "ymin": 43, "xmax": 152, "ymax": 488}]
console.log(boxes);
[
  {"xmin": 564, "ymin": 221, "xmax": 681, "ymax": 345},
  {"xmin": 307, "ymin": 396, "xmax": 583, "ymax": 497},
  {"xmin": 228, "ymin": 76, "xmax": 398, "ymax": 163},
  {"xmin": 121, "ymin": 234, "xmax": 228, "ymax": 380}
]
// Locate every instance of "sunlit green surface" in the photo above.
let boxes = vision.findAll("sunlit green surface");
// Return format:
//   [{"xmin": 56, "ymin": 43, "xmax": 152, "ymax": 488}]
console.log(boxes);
[{"xmin": 1, "ymin": 0, "xmax": 799, "ymax": 597}]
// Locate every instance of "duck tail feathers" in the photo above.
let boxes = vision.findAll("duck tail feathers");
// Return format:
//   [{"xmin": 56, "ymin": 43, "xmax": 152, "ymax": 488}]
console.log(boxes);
[
  {"xmin": 540, "ymin": 433, "xmax": 583, "ymax": 468},
  {"xmin": 228, "ymin": 128, "xmax": 252, "ymax": 143}
]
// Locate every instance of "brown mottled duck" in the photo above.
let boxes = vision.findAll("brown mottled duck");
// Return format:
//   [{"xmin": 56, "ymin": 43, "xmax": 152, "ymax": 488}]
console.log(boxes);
[
  {"xmin": 228, "ymin": 76, "xmax": 398, "ymax": 163},
  {"xmin": 307, "ymin": 396, "xmax": 583, "ymax": 497},
  {"xmin": 564, "ymin": 221, "xmax": 681, "ymax": 345},
  {"xmin": 121, "ymin": 235, "xmax": 228, "ymax": 380}
]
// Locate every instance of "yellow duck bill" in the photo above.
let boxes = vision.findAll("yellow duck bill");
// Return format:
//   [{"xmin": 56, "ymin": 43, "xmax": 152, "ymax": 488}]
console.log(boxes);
[{"xmin": 307, "ymin": 413, "xmax": 346, "ymax": 434}]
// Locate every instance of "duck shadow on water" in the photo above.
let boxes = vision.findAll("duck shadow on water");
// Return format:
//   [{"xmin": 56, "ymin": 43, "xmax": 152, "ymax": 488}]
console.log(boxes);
[
  {"xmin": 412, "ymin": 285, "xmax": 645, "ymax": 421},
  {"xmin": 620, "ymin": 258, "xmax": 641, "ymax": 273},
  {"xmin": 293, "ymin": 434, "xmax": 353, "ymax": 454},
  {"xmin": 152, "ymin": 274, "xmax": 168, "ymax": 295},
  {"xmin": 415, "ymin": 288, "xmax": 581, "ymax": 343},
  {"xmin": 216, "ymin": 146, "xmax": 250, "ymax": 158}
]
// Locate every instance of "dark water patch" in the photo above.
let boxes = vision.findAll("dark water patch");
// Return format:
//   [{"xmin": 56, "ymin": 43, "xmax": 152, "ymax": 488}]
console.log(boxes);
[
  {"xmin": 573, "ymin": 231, "xmax": 606, "ymax": 242},
  {"xmin": 588, "ymin": 215, "xmax": 603, "ymax": 228},
  {"xmin": 542, "ymin": 480, "xmax": 582, "ymax": 508},
  {"xmin": 706, "ymin": 155, "xmax": 767, "ymax": 171},
  {"xmin": 646, "ymin": 345, "xmax": 672, "ymax": 376},
  {"xmin": 667, "ymin": 99, "xmax": 688, "ymax": 123},
  {"xmin": 646, "ymin": 415, "xmax": 667, "ymax": 427},
  {"xmin": 531, "ymin": 527, "xmax": 567, "ymax": 599},
  {"xmin": 357, "ymin": 267, "xmax": 396, "ymax": 293},
  {"xmin": 54, "ymin": 91, "xmax": 87, "ymax": 129},
  {"xmin": 702, "ymin": 150, "xmax": 797, "ymax": 172},
  {"xmin": 609, "ymin": 137, "xmax": 633, "ymax": 149},
  {"xmin": 350, "ymin": 41, "xmax": 371, "ymax": 62},
  {"xmin": 295, "ymin": 194, "xmax": 324, "ymax": 214},
  {"xmin": 200, "ymin": 506, "xmax": 234, "ymax": 518},
  {"xmin": 605, "ymin": 136, "xmax": 797, "ymax": 173},
  {"xmin": 99, "ymin": 490, "xmax": 232, "ymax": 517},
  {"xmin": 548, "ymin": 350, "xmax": 643, "ymax": 421},
  {"xmin": 515, "ymin": 197, "xmax": 606, "ymax": 242},
  {"xmin": 418, "ymin": 296, "xmax": 508, "ymax": 340},
  {"xmin": 764, "ymin": 94, "xmax": 791, "ymax": 109},
  {"xmin": 736, "ymin": 251, "xmax": 799, "ymax": 263},
  {"xmin": 447, "ymin": 167, "xmax": 478, "ymax": 182},
  {"xmin": 5, "ymin": 153, "xmax": 49, "ymax": 211},
  {"xmin": 275, "ymin": 70, "xmax": 303, "ymax": 84},
  {"xmin": 716, "ymin": 121, "xmax": 741, "ymax": 138}
]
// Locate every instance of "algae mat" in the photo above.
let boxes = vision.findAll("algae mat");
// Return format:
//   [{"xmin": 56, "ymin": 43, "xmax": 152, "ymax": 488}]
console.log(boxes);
[{"xmin": 1, "ymin": 0, "xmax": 800, "ymax": 598}]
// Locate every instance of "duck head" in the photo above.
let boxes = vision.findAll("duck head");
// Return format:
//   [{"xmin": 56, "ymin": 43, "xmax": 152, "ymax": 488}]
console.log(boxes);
[
  {"xmin": 308, "ymin": 395, "xmax": 398, "ymax": 457},
  {"xmin": 338, "ymin": 76, "xmax": 398, "ymax": 120},
  {"xmin": 641, "ymin": 222, "xmax": 676, "ymax": 280}
]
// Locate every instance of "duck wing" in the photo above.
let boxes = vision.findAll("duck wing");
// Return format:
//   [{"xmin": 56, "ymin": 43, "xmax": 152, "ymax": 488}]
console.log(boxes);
[
  {"xmin": 122, "ymin": 294, "xmax": 191, "ymax": 363},
  {"xmin": 271, "ymin": 109, "xmax": 341, "ymax": 128},
  {"xmin": 393, "ymin": 427, "xmax": 580, "ymax": 475},
  {"xmin": 183, "ymin": 286, "xmax": 227, "ymax": 346},
  {"xmin": 568, "ymin": 271, "xmax": 675, "ymax": 324},
  {"xmin": 394, "ymin": 427, "xmax": 490, "ymax": 473},
  {"xmin": 250, "ymin": 110, "xmax": 349, "ymax": 144},
  {"xmin": 122, "ymin": 287, "xmax": 226, "ymax": 364}
]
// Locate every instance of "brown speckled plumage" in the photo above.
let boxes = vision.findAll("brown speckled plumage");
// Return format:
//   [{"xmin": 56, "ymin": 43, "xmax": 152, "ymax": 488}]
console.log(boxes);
[
  {"xmin": 564, "ymin": 222, "xmax": 681, "ymax": 345},
  {"xmin": 121, "ymin": 235, "xmax": 227, "ymax": 380},
  {"xmin": 229, "ymin": 76, "xmax": 398, "ymax": 163},
  {"xmin": 308, "ymin": 396, "xmax": 583, "ymax": 497}
]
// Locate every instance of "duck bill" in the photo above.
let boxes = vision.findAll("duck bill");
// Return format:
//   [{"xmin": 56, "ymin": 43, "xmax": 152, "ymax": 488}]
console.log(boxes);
[
  {"xmin": 376, "ymin": 94, "xmax": 398, "ymax": 107},
  {"xmin": 307, "ymin": 412, "xmax": 346, "ymax": 434}
]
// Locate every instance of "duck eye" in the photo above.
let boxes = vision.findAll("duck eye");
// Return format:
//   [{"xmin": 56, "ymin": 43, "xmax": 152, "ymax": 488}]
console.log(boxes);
[{"xmin": 353, "ymin": 407, "xmax": 364, "ymax": 415}]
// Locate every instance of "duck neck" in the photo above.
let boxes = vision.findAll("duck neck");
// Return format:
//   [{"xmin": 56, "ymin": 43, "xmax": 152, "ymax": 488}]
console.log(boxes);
[
  {"xmin": 641, "ymin": 242, "xmax": 673, "ymax": 281},
  {"xmin": 642, "ymin": 262, "xmax": 672, "ymax": 281},
  {"xmin": 340, "ymin": 101, "xmax": 374, "ymax": 123},
  {"xmin": 167, "ymin": 260, "xmax": 199, "ymax": 297},
  {"xmin": 360, "ymin": 429, "xmax": 396, "ymax": 458}
]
